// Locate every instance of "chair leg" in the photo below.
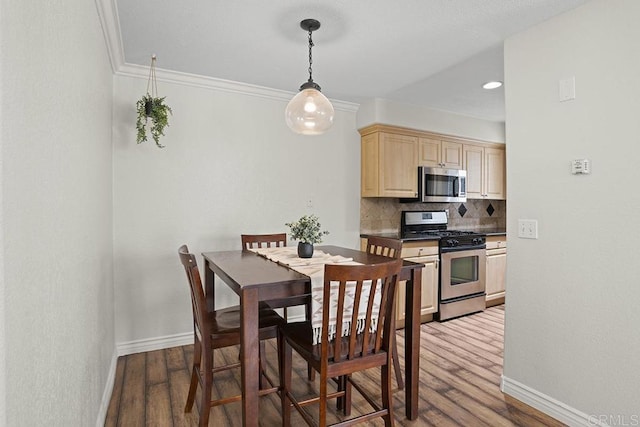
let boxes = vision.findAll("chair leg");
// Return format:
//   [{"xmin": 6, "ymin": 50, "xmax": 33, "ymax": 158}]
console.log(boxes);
[
  {"xmin": 319, "ymin": 370, "xmax": 328, "ymax": 427},
  {"xmin": 392, "ymin": 343, "xmax": 404, "ymax": 390},
  {"xmin": 336, "ymin": 376, "xmax": 344, "ymax": 411},
  {"xmin": 200, "ymin": 351, "xmax": 213, "ymax": 427},
  {"xmin": 280, "ymin": 335, "xmax": 292, "ymax": 427},
  {"xmin": 335, "ymin": 375, "xmax": 352, "ymax": 416},
  {"xmin": 305, "ymin": 301, "xmax": 316, "ymax": 382},
  {"xmin": 259, "ymin": 340, "xmax": 266, "ymax": 389},
  {"xmin": 185, "ymin": 339, "xmax": 201, "ymax": 413},
  {"xmin": 381, "ymin": 362, "xmax": 394, "ymax": 427}
]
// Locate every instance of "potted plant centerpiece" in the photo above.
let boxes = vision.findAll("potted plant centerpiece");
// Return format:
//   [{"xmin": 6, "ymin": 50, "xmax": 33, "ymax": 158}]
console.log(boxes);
[{"xmin": 285, "ymin": 214, "xmax": 329, "ymax": 258}]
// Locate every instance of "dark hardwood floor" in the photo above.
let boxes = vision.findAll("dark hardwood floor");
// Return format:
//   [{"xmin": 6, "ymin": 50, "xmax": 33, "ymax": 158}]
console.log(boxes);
[{"xmin": 105, "ymin": 305, "xmax": 566, "ymax": 426}]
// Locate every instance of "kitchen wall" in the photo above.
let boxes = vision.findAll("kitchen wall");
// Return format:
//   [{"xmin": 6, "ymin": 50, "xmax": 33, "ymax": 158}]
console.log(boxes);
[
  {"xmin": 0, "ymin": 0, "xmax": 115, "ymax": 425},
  {"xmin": 112, "ymin": 74, "xmax": 361, "ymax": 346},
  {"xmin": 360, "ymin": 198, "xmax": 506, "ymax": 234},
  {"xmin": 357, "ymin": 98, "xmax": 506, "ymax": 143},
  {"xmin": 503, "ymin": 0, "xmax": 640, "ymax": 423}
]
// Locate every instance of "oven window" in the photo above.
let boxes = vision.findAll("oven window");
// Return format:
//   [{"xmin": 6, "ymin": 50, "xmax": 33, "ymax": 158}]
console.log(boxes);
[{"xmin": 450, "ymin": 255, "xmax": 479, "ymax": 285}]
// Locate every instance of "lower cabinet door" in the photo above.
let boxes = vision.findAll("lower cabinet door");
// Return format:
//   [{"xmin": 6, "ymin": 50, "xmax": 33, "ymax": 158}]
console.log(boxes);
[
  {"xmin": 396, "ymin": 255, "xmax": 439, "ymax": 322},
  {"xmin": 486, "ymin": 247, "xmax": 507, "ymax": 300}
]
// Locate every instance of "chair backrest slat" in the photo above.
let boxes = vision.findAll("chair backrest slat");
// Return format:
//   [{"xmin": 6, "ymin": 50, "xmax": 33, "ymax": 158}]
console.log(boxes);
[
  {"xmin": 321, "ymin": 260, "xmax": 402, "ymax": 362},
  {"xmin": 366, "ymin": 236, "xmax": 403, "ymax": 260},
  {"xmin": 241, "ymin": 233, "xmax": 287, "ymax": 251}
]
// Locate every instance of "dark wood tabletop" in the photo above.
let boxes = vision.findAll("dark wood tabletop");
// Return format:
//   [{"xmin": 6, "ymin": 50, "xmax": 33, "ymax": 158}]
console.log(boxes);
[{"xmin": 202, "ymin": 245, "xmax": 423, "ymax": 426}]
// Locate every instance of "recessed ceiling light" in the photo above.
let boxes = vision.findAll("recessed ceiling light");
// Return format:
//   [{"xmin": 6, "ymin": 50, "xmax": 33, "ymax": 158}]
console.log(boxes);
[{"xmin": 482, "ymin": 81, "xmax": 503, "ymax": 90}]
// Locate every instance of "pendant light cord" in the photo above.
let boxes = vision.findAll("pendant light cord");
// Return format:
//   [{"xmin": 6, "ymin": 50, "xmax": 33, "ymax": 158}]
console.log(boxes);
[
  {"xmin": 307, "ymin": 29, "xmax": 314, "ymax": 83},
  {"xmin": 146, "ymin": 55, "xmax": 158, "ymax": 97}
]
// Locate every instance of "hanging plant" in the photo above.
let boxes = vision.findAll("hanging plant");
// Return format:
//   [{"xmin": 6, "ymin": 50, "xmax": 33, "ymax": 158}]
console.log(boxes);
[
  {"xmin": 136, "ymin": 94, "xmax": 172, "ymax": 148},
  {"xmin": 135, "ymin": 55, "xmax": 172, "ymax": 148}
]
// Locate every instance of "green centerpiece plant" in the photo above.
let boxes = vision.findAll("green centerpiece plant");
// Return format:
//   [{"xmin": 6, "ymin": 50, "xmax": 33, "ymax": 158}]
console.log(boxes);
[{"xmin": 285, "ymin": 214, "xmax": 329, "ymax": 258}]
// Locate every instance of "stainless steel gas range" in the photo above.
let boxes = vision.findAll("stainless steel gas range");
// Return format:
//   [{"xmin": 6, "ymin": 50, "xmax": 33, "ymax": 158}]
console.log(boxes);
[{"xmin": 401, "ymin": 210, "xmax": 486, "ymax": 321}]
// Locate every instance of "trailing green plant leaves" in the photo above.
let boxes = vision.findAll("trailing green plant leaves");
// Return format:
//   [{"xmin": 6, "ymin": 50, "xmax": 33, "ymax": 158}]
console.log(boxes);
[{"xmin": 136, "ymin": 94, "xmax": 172, "ymax": 148}]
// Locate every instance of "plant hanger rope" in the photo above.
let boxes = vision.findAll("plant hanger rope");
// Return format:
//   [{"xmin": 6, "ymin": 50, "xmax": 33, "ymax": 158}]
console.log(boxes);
[{"xmin": 146, "ymin": 54, "xmax": 158, "ymax": 98}]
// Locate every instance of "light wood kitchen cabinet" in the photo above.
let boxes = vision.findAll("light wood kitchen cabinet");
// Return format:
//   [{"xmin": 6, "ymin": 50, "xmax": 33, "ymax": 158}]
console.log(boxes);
[
  {"xmin": 485, "ymin": 236, "xmax": 507, "ymax": 303},
  {"xmin": 396, "ymin": 241, "xmax": 439, "ymax": 324},
  {"xmin": 463, "ymin": 144, "xmax": 506, "ymax": 200},
  {"xmin": 419, "ymin": 137, "xmax": 463, "ymax": 169},
  {"xmin": 360, "ymin": 131, "xmax": 418, "ymax": 198},
  {"xmin": 360, "ymin": 124, "xmax": 506, "ymax": 200}
]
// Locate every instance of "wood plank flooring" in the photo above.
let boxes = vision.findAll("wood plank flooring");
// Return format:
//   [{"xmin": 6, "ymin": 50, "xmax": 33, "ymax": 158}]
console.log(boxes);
[{"xmin": 105, "ymin": 305, "xmax": 566, "ymax": 426}]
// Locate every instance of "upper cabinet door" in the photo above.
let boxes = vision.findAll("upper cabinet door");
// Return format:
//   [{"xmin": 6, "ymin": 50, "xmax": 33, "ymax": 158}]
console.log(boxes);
[
  {"xmin": 418, "ymin": 137, "xmax": 441, "ymax": 168},
  {"xmin": 441, "ymin": 140, "xmax": 463, "ymax": 169},
  {"xmin": 361, "ymin": 133, "xmax": 380, "ymax": 197},
  {"xmin": 463, "ymin": 144, "xmax": 506, "ymax": 200},
  {"xmin": 379, "ymin": 133, "xmax": 418, "ymax": 197},
  {"xmin": 484, "ymin": 147, "xmax": 506, "ymax": 200},
  {"xmin": 464, "ymin": 145, "xmax": 484, "ymax": 199},
  {"xmin": 360, "ymin": 130, "xmax": 418, "ymax": 198},
  {"xmin": 419, "ymin": 138, "xmax": 463, "ymax": 169}
]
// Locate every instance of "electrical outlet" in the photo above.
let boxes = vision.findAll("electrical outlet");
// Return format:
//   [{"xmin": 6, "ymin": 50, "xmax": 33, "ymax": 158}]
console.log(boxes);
[{"xmin": 518, "ymin": 219, "xmax": 538, "ymax": 239}]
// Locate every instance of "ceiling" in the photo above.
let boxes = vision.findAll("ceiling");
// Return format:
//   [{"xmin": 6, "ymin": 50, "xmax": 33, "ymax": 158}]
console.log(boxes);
[{"xmin": 115, "ymin": 0, "xmax": 589, "ymax": 122}]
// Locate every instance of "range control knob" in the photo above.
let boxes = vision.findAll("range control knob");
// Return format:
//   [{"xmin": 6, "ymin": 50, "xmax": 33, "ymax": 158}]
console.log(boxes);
[
  {"xmin": 445, "ymin": 239, "xmax": 459, "ymax": 247},
  {"xmin": 472, "ymin": 237, "xmax": 483, "ymax": 245}
]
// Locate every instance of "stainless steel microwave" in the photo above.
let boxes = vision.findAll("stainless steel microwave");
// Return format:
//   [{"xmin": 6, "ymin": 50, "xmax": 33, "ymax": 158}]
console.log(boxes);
[{"xmin": 402, "ymin": 167, "xmax": 467, "ymax": 203}]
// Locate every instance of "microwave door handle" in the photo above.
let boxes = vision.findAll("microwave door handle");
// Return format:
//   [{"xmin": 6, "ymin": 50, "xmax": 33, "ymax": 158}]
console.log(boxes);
[{"xmin": 453, "ymin": 177, "xmax": 459, "ymax": 196}]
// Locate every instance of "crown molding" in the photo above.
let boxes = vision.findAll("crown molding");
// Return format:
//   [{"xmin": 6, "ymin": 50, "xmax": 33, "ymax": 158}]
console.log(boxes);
[
  {"xmin": 94, "ymin": 0, "xmax": 124, "ymax": 73},
  {"xmin": 93, "ymin": 0, "xmax": 359, "ymax": 113},
  {"xmin": 116, "ymin": 63, "xmax": 359, "ymax": 112}
]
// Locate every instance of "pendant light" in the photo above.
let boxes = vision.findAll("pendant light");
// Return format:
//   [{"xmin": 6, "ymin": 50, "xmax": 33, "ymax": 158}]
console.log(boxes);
[{"xmin": 285, "ymin": 19, "xmax": 335, "ymax": 135}]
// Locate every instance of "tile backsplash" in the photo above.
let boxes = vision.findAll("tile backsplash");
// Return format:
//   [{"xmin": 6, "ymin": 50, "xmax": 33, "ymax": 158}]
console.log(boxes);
[{"xmin": 360, "ymin": 198, "xmax": 506, "ymax": 233}]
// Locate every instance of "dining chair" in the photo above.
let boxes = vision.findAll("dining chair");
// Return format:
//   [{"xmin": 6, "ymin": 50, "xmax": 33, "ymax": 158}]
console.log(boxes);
[
  {"xmin": 365, "ymin": 236, "xmax": 405, "ymax": 391},
  {"xmin": 178, "ymin": 245, "xmax": 285, "ymax": 427},
  {"xmin": 241, "ymin": 232, "xmax": 315, "ymax": 381},
  {"xmin": 278, "ymin": 259, "xmax": 403, "ymax": 427},
  {"xmin": 241, "ymin": 232, "xmax": 287, "ymax": 251},
  {"xmin": 241, "ymin": 233, "xmax": 308, "ymax": 321}
]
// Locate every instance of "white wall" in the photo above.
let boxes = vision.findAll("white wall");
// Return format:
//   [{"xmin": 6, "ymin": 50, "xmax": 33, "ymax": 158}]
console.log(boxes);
[
  {"xmin": 0, "ymin": 1, "xmax": 114, "ymax": 425},
  {"xmin": 503, "ymin": 0, "xmax": 640, "ymax": 423},
  {"xmin": 112, "ymin": 75, "xmax": 361, "ymax": 344},
  {"xmin": 356, "ymin": 98, "xmax": 506, "ymax": 143}
]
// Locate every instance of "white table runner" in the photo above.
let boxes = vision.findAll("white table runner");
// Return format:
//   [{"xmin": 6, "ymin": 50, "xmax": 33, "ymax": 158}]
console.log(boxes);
[{"xmin": 249, "ymin": 246, "xmax": 381, "ymax": 345}]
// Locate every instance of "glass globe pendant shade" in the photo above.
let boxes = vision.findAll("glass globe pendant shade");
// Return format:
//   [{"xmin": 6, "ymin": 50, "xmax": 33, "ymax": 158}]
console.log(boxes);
[{"xmin": 285, "ymin": 87, "xmax": 335, "ymax": 135}]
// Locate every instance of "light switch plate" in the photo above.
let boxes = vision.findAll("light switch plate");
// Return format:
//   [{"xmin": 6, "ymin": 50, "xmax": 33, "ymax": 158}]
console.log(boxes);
[
  {"xmin": 518, "ymin": 219, "xmax": 538, "ymax": 239},
  {"xmin": 559, "ymin": 77, "xmax": 576, "ymax": 102}
]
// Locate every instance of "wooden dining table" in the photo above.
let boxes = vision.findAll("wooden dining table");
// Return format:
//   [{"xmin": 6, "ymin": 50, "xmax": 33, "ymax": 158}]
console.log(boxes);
[{"xmin": 202, "ymin": 245, "xmax": 423, "ymax": 426}]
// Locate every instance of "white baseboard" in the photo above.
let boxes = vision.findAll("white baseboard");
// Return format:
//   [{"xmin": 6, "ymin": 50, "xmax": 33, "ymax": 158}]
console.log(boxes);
[
  {"xmin": 501, "ymin": 375, "xmax": 607, "ymax": 427},
  {"xmin": 116, "ymin": 331, "xmax": 193, "ymax": 356},
  {"xmin": 96, "ymin": 332, "xmax": 194, "ymax": 426}
]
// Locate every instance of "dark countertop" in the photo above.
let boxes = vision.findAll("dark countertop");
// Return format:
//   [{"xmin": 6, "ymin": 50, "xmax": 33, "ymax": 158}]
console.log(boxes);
[{"xmin": 360, "ymin": 228, "xmax": 507, "ymax": 242}]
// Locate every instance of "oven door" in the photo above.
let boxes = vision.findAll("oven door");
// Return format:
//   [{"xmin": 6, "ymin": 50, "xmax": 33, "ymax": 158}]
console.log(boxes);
[{"xmin": 440, "ymin": 248, "xmax": 486, "ymax": 300}]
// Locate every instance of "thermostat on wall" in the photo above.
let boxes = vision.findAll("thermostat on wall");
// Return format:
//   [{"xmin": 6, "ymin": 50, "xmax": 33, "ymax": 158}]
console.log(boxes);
[{"xmin": 571, "ymin": 159, "xmax": 591, "ymax": 175}]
